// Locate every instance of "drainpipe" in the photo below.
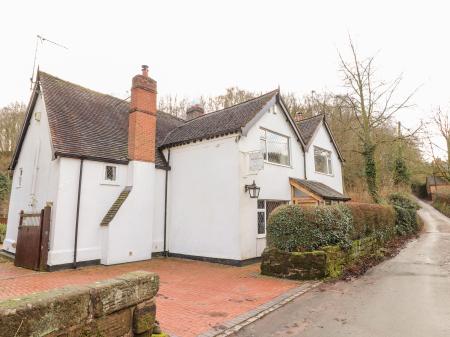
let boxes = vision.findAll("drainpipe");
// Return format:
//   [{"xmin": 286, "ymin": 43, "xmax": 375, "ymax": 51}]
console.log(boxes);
[
  {"xmin": 303, "ymin": 149, "xmax": 307, "ymax": 180},
  {"xmin": 73, "ymin": 158, "xmax": 84, "ymax": 269},
  {"xmin": 163, "ymin": 149, "xmax": 171, "ymax": 257}
]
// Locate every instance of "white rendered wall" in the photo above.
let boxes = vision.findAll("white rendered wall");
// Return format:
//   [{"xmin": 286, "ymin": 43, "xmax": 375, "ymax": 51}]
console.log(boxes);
[
  {"xmin": 101, "ymin": 160, "xmax": 155, "ymax": 265},
  {"xmin": 4, "ymin": 93, "xmax": 59, "ymax": 254},
  {"xmin": 152, "ymin": 169, "xmax": 166, "ymax": 253},
  {"xmin": 238, "ymin": 102, "xmax": 305, "ymax": 260},
  {"xmin": 48, "ymin": 158, "xmax": 128, "ymax": 266},
  {"xmin": 305, "ymin": 122, "xmax": 343, "ymax": 193},
  {"xmin": 166, "ymin": 136, "xmax": 241, "ymax": 260}
]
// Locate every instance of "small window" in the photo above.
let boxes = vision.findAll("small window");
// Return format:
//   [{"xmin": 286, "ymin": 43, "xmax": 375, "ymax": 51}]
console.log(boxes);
[
  {"xmin": 314, "ymin": 146, "xmax": 333, "ymax": 175},
  {"xmin": 260, "ymin": 129, "xmax": 290, "ymax": 166},
  {"xmin": 104, "ymin": 165, "xmax": 117, "ymax": 182}
]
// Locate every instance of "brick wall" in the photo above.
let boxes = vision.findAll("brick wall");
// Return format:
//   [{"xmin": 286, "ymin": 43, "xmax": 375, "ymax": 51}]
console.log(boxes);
[{"xmin": 0, "ymin": 271, "xmax": 160, "ymax": 337}]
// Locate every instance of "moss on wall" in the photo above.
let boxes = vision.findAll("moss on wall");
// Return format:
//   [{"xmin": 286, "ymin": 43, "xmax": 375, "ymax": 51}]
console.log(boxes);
[{"xmin": 261, "ymin": 235, "xmax": 382, "ymax": 280}]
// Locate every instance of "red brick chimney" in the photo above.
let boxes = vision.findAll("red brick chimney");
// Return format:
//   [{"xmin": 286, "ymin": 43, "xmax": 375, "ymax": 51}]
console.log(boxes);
[{"xmin": 128, "ymin": 65, "xmax": 157, "ymax": 162}]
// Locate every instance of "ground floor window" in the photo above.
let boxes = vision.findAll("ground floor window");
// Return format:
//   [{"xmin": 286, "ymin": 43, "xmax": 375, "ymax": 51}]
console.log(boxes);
[{"xmin": 257, "ymin": 200, "xmax": 289, "ymax": 236}]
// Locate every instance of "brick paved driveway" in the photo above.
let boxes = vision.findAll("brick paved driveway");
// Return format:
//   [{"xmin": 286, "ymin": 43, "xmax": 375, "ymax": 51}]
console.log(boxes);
[{"xmin": 0, "ymin": 256, "xmax": 300, "ymax": 337}]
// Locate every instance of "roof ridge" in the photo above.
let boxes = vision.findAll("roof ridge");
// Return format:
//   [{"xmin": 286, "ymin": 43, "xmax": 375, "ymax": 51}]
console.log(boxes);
[
  {"xmin": 157, "ymin": 110, "xmax": 186, "ymax": 122},
  {"xmin": 180, "ymin": 89, "xmax": 279, "ymax": 125},
  {"xmin": 298, "ymin": 113, "xmax": 325, "ymax": 123},
  {"xmin": 39, "ymin": 70, "xmax": 129, "ymax": 106}
]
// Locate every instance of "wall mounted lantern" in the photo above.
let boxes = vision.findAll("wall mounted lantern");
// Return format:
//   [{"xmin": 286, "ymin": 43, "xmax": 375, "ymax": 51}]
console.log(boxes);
[{"xmin": 244, "ymin": 180, "xmax": 260, "ymax": 199}]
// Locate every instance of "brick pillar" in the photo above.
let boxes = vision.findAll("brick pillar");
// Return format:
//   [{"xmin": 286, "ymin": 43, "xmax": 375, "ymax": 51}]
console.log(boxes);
[{"xmin": 128, "ymin": 65, "xmax": 157, "ymax": 162}]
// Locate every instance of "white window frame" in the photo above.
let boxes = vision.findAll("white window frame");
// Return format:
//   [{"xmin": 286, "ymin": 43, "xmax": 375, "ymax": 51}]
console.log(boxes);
[
  {"xmin": 257, "ymin": 200, "xmax": 266, "ymax": 238},
  {"xmin": 314, "ymin": 146, "xmax": 333, "ymax": 175},
  {"xmin": 101, "ymin": 164, "xmax": 119, "ymax": 185},
  {"xmin": 260, "ymin": 128, "xmax": 291, "ymax": 167}
]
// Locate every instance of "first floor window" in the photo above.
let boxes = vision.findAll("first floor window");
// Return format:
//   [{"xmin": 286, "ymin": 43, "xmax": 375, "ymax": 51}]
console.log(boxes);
[
  {"xmin": 314, "ymin": 146, "xmax": 333, "ymax": 175},
  {"xmin": 260, "ymin": 129, "xmax": 290, "ymax": 166},
  {"xmin": 105, "ymin": 165, "xmax": 117, "ymax": 182}
]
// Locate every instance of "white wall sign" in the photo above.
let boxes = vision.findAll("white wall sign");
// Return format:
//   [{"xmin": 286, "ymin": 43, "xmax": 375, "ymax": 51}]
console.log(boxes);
[{"xmin": 249, "ymin": 151, "xmax": 264, "ymax": 172}]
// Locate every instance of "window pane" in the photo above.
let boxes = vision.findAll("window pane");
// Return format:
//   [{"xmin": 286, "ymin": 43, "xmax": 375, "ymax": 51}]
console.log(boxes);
[
  {"xmin": 105, "ymin": 166, "xmax": 116, "ymax": 181},
  {"xmin": 265, "ymin": 131, "xmax": 290, "ymax": 165},
  {"xmin": 266, "ymin": 200, "xmax": 288, "ymax": 221},
  {"xmin": 257, "ymin": 200, "xmax": 265, "ymax": 209},
  {"xmin": 257, "ymin": 211, "xmax": 265, "ymax": 234},
  {"xmin": 314, "ymin": 147, "xmax": 331, "ymax": 174}
]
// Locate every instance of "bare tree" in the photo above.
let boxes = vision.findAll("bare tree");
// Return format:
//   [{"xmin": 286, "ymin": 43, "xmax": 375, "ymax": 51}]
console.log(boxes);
[
  {"xmin": 338, "ymin": 38, "xmax": 417, "ymax": 203},
  {"xmin": 0, "ymin": 102, "xmax": 26, "ymax": 153},
  {"xmin": 428, "ymin": 107, "xmax": 450, "ymax": 180}
]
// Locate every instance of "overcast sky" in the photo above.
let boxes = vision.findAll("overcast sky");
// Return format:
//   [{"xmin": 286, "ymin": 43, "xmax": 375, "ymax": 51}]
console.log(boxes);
[{"xmin": 1, "ymin": 0, "xmax": 449, "ymax": 150}]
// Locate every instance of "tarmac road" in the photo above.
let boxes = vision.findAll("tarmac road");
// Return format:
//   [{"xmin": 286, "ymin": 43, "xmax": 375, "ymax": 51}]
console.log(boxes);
[{"xmin": 236, "ymin": 198, "xmax": 450, "ymax": 337}]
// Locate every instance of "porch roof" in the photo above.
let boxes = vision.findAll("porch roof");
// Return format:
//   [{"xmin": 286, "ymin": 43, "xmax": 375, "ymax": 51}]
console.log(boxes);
[{"xmin": 289, "ymin": 178, "xmax": 350, "ymax": 201}]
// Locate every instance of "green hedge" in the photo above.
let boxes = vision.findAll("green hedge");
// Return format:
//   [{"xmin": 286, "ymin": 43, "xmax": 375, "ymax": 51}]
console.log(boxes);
[
  {"xmin": 267, "ymin": 196, "xmax": 419, "ymax": 253},
  {"xmin": 346, "ymin": 203, "xmax": 396, "ymax": 241},
  {"xmin": 388, "ymin": 193, "xmax": 420, "ymax": 236},
  {"xmin": 267, "ymin": 204, "xmax": 352, "ymax": 252}
]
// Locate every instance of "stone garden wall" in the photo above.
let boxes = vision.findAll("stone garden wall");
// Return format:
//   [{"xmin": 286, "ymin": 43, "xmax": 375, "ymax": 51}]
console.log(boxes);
[
  {"xmin": 0, "ymin": 271, "xmax": 161, "ymax": 337},
  {"xmin": 261, "ymin": 235, "xmax": 381, "ymax": 280}
]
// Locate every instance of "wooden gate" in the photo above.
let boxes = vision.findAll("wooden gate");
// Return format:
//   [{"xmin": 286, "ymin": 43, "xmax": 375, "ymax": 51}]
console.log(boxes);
[{"xmin": 14, "ymin": 206, "xmax": 51, "ymax": 271}]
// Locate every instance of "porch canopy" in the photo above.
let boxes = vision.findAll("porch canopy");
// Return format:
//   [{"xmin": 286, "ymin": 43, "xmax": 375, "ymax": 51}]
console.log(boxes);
[{"xmin": 289, "ymin": 177, "xmax": 350, "ymax": 206}]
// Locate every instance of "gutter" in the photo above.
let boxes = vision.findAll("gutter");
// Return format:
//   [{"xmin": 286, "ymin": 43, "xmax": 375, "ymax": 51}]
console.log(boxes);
[
  {"xmin": 163, "ymin": 149, "xmax": 171, "ymax": 257},
  {"xmin": 73, "ymin": 158, "xmax": 84, "ymax": 269}
]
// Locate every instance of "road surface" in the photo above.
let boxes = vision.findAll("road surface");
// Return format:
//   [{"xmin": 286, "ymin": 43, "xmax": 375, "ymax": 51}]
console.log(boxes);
[{"xmin": 236, "ymin": 199, "xmax": 450, "ymax": 337}]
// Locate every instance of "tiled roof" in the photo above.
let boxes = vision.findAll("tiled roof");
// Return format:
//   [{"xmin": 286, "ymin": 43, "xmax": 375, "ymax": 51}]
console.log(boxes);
[
  {"xmin": 426, "ymin": 176, "xmax": 449, "ymax": 186},
  {"xmin": 160, "ymin": 90, "xmax": 278, "ymax": 148},
  {"xmin": 37, "ymin": 71, "xmax": 184, "ymax": 169},
  {"xmin": 290, "ymin": 178, "xmax": 350, "ymax": 201},
  {"xmin": 297, "ymin": 114, "xmax": 324, "ymax": 145}
]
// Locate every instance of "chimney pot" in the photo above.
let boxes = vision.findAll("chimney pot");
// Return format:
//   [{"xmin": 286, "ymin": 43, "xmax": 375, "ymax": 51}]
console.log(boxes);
[{"xmin": 141, "ymin": 65, "xmax": 149, "ymax": 77}]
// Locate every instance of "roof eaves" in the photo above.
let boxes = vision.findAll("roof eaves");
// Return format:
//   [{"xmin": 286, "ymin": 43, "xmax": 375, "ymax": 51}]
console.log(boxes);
[
  {"xmin": 322, "ymin": 118, "xmax": 345, "ymax": 162},
  {"xmin": 277, "ymin": 93, "xmax": 306, "ymax": 148},
  {"xmin": 55, "ymin": 152, "xmax": 129, "ymax": 165},
  {"xmin": 9, "ymin": 78, "xmax": 41, "ymax": 170},
  {"xmin": 160, "ymin": 129, "xmax": 241, "ymax": 149}
]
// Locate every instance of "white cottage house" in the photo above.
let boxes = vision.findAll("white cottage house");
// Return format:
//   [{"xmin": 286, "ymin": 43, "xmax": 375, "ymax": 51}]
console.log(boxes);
[{"xmin": 3, "ymin": 66, "xmax": 349, "ymax": 269}]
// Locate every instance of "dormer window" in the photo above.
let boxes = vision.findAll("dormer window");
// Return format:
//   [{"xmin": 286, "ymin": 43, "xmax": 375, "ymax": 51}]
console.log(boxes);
[{"xmin": 314, "ymin": 146, "xmax": 333, "ymax": 175}]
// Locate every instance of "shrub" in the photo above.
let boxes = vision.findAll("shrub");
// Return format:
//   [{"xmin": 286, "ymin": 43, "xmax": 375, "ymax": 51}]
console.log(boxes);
[
  {"xmin": 432, "ymin": 193, "xmax": 450, "ymax": 218},
  {"xmin": 267, "ymin": 204, "xmax": 352, "ymax": 252},
  {"xmin": 346, "ymin": 203, "xmax": 396, "ymax": 241},
  {"xmin": 388, "ymin": 193, "xmax": 419, "ymax": 236},
  {"xmin": 388, "ymin": 193, "xmax": 419, "ymax": 210},
  {"xmin": 0, "ymin": 223, "xmax": 6, "ymax": 243}
]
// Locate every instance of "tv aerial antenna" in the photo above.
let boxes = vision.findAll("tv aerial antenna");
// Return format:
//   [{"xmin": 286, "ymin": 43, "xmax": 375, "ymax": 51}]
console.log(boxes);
[{"xmin": 30, "ymin": 34, "xmax": 68, "ymax": 89}]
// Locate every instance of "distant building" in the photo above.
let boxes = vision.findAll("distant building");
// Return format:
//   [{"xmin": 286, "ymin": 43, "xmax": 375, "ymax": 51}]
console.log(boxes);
[{"xmin": 426, "ymin": 176, "xmax": 450, "ymax": 199}]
